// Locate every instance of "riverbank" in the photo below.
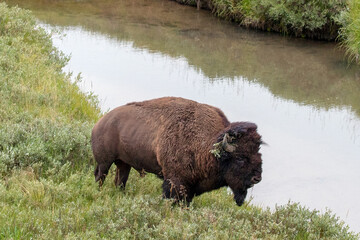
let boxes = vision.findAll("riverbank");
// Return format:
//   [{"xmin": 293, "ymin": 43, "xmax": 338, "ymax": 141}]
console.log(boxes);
[
  {"xmin": 0, "ymin": 3, "xmax": 359, "ymax": 239},
  {"xmin": 174, "ymin": 0, "xmax": 360, "ymax": 63}
]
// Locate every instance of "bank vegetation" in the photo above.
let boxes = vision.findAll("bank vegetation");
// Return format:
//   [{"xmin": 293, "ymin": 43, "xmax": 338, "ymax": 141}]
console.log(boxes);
[{"xmin": 0, "ymin": 3, "xmax": 359, "ymax": 239}]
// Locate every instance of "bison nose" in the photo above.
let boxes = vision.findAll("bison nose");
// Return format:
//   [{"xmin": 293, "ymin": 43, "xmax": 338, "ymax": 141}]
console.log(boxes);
[{"xmin": 251, "ymin": 176, "xmax": 262, "ymax": 184}]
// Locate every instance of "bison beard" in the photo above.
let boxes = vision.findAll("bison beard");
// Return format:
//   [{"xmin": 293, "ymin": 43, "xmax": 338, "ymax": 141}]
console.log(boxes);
[
  {"xmin": 234, "ymin": 190, "xmax": 248, "ymax": 206},
  {"xmin": 91, "ymin": 97, "xmax": 263, "ymax": 206}
]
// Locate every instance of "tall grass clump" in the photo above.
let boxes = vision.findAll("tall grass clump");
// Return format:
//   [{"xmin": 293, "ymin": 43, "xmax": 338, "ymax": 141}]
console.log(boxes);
[
  {"xmin": 0, "ymin": 3, "xmax": 359, "ymax": 239},
  {"xmin": 338, "ymin": 0, "xmax": 360, "ymax": 62}
]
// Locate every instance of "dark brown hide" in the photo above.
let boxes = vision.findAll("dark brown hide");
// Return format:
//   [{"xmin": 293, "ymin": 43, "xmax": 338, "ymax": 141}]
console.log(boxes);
[{"xmin": 91, "ymin": 97, "xmax": 263, "ymax": 205}]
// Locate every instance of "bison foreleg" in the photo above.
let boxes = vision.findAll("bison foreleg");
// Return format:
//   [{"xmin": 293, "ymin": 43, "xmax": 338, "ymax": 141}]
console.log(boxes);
[
  {"xmin": 162, "ymin": 179, "xmax": 193, "ymax": 205},
  {"xmin": 114, "ymin": 160, "xmax": 131, "ymax": 189}
]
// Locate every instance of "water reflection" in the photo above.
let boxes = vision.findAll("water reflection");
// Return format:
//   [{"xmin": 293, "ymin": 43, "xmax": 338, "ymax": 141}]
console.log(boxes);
[{"xmin": 5, "ymin": 0, "xmax": 360, "ymax": 232}]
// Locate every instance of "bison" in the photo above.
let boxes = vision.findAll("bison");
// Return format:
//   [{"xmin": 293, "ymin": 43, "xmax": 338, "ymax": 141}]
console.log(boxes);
[{"xmin": 91, "ymin": 97, "xmax": 263, "ymax": 206}]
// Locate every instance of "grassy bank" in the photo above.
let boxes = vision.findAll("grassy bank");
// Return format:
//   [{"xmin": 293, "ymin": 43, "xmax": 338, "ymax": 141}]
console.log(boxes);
[
  {"xmin": 175, "ymin": 0, "xmax": 359, "ymax": 63},
  {"xmin": 0, "ymin": 3, "xmax": 359, "ymax": 239},
  {"xmin": 0, "ymin": 2, "xmax": 101, "ymax": 178}
]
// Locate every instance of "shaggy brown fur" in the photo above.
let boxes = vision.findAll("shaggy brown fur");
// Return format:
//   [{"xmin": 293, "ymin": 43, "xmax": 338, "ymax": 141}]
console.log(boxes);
[{"xmin": 91, "ymin": 97, "xmax": 263, "ymax": 206}]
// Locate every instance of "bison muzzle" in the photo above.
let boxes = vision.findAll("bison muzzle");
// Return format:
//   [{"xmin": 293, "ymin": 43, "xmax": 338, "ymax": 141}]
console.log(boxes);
[{"xmin": 91, "ymin": 97, "xmax": 264, "ymax": 206}]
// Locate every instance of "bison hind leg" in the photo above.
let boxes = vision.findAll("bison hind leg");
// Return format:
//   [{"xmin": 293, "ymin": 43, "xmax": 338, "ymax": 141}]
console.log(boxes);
[
  {"xmin": 162, "ymin": 179, "xmax": 193, "ymax": 205},
  {"xmin": 114, "ymin": 159, "xmax": 131, "ymax": 189}
]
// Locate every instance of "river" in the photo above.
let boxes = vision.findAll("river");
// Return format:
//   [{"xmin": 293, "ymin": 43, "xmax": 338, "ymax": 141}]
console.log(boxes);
[{"xmin": 6, "ymin": 0, "xmax": 360, "ymax": 232}]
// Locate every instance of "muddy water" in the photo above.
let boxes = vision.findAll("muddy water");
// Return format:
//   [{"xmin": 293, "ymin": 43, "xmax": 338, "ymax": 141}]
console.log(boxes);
[{"xmin": 6, "ymin": 0, "xmax": 360, "ymax": 232}]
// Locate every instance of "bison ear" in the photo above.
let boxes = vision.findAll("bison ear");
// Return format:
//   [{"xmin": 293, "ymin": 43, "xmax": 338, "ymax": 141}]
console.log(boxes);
[{"xmin": 222, "ymin": 133, "xmax": 236, "ymax": 152}]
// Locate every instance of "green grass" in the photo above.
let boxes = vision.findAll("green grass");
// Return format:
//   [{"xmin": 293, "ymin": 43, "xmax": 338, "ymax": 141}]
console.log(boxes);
[
  {"xmin": 339, "ymin": 0, "xmax": 360, "ymax": 62},
  {"xmin": 0, "ymin": 3, "xmax": 359, "ymax": 239},
  {"xmin": 0, "ymin": 168, "xmax": 358, "ymax": 239},
  {"xmin": 0, "ymin": 2, "xmax": 100, "ymax": 123}
]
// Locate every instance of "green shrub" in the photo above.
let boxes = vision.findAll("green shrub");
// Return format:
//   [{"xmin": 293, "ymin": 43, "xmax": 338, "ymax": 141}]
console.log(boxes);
[
  {"xmin": 210, "ymin": 0, "xmax": 347, "ymax": 39},
  {"xmin": 253, "ymin": 0, "xmax": 346, "ymax": 36},
  {"xmin": 0, "ymin": 118, "xmax": 94, "ymax": 178}
]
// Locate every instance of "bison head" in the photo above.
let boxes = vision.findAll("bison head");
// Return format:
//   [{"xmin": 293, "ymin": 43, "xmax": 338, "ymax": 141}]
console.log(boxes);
[{"xmin": 215, "ymin": 122, "xmax": 264, "ymax": 206}]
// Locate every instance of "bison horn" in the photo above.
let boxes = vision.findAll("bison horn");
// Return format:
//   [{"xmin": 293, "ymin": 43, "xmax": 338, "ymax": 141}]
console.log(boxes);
[{"xmin": 222, "ymin": 133, "xmax": 236, "ymax": 152}]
